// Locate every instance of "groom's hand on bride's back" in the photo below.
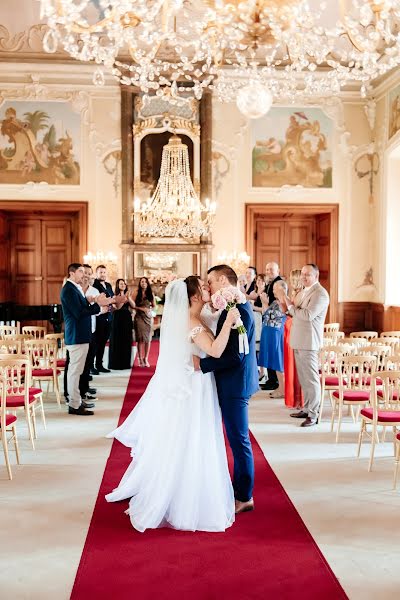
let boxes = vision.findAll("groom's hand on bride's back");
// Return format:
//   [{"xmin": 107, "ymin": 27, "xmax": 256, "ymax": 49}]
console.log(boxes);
[{"xmin": 193, "ymin": 355, "xmax": 201, "ymax": 371}]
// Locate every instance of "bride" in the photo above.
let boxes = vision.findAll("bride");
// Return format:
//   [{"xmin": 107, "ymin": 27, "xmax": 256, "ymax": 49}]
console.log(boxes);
[{"xmin": 105, "ymin": 276, "xmax": 240, "ymax": 532}]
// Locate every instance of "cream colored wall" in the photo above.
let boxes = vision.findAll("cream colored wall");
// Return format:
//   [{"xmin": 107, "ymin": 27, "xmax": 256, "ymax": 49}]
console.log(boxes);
[
  {"xmin": 0, "ymin": 62, "xmax": 122, "ymax": 268},
  {"xmin": 373, "ymin": 69, "xmax": 400, "ymax": 305},
  {"xmin": 211, "ymin": 97, "xmax": 375, "ymax": 302}
]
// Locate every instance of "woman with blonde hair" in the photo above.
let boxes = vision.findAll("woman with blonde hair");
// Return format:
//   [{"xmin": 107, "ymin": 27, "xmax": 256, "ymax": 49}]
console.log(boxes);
[{"xmin": 282, "ymin": 269, "xmax": 304, "ymax": 408}]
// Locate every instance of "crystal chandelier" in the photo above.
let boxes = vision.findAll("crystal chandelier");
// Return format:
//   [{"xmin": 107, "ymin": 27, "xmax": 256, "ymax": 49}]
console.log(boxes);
[
  {"xmin": 217, "ymin": 250, "xmax": 251, "ymax": 274},
  {"xmin": 40, "ymin": 1, "xmax": 400, "ymax": 111},
  {"xmin": 133, "ymin": 135, "xmax": 216, "ymax": 239}
]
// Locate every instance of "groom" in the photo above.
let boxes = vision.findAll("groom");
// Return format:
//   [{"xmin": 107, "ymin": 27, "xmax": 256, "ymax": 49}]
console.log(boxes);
[{"xmin": 197, "ymin": 264, "xmax": 259, "ymax": 514}]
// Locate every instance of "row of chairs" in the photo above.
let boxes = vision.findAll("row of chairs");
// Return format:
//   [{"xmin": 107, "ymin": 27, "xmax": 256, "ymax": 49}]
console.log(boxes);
[
  {"xmin": 0, "ymin": 328, "xmax": 66, "ymax": 479},
  {"xmin": 319, "ymin": 331, "xmax": 400, "ymax": 488}
]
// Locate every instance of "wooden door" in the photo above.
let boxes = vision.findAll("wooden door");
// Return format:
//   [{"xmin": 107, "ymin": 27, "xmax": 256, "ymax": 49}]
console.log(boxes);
[
  {"xmin": 255, "ymin": 220, "xmax": 285, "ymax": 273},
  {"xmin": 0, "ymin": 211, "xmax": 10, "ymax": 302},
  {"xmin": 41, "ymin": 220, "xmax": 72, "ymax": 303},
  {"xmin": 255, "ymin": 217, "xmax": 315, "ymax": 279},
  {"xmin": 10, "ymin": 217, "xmax": 73, "ymax": 305},
  {"xmin": 10, "ymin": 219, "xmax": 43, "ymax": 305}
]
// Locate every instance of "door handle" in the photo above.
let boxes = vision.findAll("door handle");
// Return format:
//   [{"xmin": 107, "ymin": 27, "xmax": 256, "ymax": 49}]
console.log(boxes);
[{"xmin": 34, "ymin": 276, "xmax": 43, "ymax": 281}]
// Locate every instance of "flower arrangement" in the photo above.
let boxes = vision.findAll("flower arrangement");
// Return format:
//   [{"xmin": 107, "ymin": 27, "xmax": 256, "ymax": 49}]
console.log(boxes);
[{"xmin": 210, "ymin": 286, "xmax": 249, "ymax": 353}]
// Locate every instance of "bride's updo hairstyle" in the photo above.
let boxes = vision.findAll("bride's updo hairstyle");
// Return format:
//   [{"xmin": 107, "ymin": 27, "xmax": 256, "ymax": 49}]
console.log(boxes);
[{"xmin": 184, "ymin": 275, "xmax": 202, "ymax": 306}]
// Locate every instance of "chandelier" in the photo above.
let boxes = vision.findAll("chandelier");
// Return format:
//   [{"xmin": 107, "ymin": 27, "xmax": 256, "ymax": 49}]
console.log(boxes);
[
  {"xmin": 40, "ymin": 1, "xmax": 400, "ymax": 117},
  {"xmin": 217, "ymin": 250, "xmax": 251, "ymax": 274},
  {"xmin": 133, "ymin": 135, "xmax": 216, "ymax": 239}
]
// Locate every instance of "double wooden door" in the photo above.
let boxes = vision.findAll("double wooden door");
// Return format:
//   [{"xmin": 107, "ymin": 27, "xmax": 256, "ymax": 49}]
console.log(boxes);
[
  {"xmin": 10, "ymin": 217, "xmax": 73, "ymax": 305},
  {"xmin": 254, "ymin": 213, "xmax": 331, "ymax": 299}
]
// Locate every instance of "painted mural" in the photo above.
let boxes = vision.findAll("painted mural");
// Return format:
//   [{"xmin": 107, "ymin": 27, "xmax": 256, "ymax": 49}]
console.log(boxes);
[
  {"xmin": 252, "ymin": 107, "xmax": 333, "ymax": 188},
  {"xmin": 0, "ymin": 101, "xmax": 80, "ymax": 185},
  {"xmin": 388, "ymin": 84, "xmax": 400, "ymax": 140}
]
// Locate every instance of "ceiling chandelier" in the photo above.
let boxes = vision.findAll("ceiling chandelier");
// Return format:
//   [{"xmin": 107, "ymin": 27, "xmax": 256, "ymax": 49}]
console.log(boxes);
[
  {"xmin": 133, "ymin": 135, "xmax": 216, "ymax": 239},
  {"xmin": 40, "ymin": 1, "xmax": 400, "ymax": 118}
]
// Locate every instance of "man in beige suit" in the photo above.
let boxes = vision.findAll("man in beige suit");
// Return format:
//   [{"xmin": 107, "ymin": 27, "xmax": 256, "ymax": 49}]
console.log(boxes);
[{"xmin": 278, "ymin": 264, "xmax": 329, "ymax": 427}]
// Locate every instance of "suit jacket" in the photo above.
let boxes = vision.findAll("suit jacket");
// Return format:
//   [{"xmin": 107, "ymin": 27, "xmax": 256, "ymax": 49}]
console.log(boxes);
[
  {"xmin": 93, "ymin": 279, "xmax": 114, "ymax": 323},
  {"xmin": 61, "ymin": 281, "xmax": 101, "ymax": 345},
  {"xmin": 200, "ymin": 301, "xmax": 259, "ymax": 401},
  {"xmin": 288, "ymin": 282, "xmax": 329, "ymax": 351}
]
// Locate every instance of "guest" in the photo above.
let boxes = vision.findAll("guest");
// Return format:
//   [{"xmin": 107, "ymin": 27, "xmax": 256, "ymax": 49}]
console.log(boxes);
[
  {"xmin": 109, "ymin": 279, "xmax": 136, "ymax": 370},
  {"xmin": 63, "ymin": 264, "xmax": 100, "ymax": 407},
  {"xmin": 244, "ymin": 266, "xmax": 257, "ymax": 298},
  {"xmin": 278, "ymin": 264, "xmax": 330, "ymax": 427},
  {"xmin": 60, "ymin": 263, "xmax": 112, "ymax": 416},
  {"xmin": 282, "ymin": 269, "xmax": 304, "ymax": 409},
  {"xmin": 261, "ymin": 262, "xmax": 283, "ymax": 391},
  {"xmin": 134, "ymin": 277, "xmax": 155, "ymax": 367},
  {"xmin": 92, "ymin": 265, "xmax": 114, "ymax": 374},
  {"xmin": 258, "ymin": 280, "xmax": 288, "ymax": 399},
  {"xmin": 238, "ymin": 274, "xmax": 247, "ymax": 292},
  {"xmin": 252, "ymin": 274, "xmax": 266, "ymax": 379}
]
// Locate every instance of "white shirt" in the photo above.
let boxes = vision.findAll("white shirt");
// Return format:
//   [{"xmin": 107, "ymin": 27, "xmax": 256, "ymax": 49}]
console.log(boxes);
[{"xmin": 85, "ymin": 285, "xmax": 100, "ymax": 333}]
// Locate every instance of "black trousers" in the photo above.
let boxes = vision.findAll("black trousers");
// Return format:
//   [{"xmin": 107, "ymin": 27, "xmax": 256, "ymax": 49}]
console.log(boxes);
[
  {"xmin": 95, "ymin": 319, "xmax": 111, "ymax": 369},
  {"xmin": 64, "ymin": 339, "xmax": 96, "ymax": 399}
]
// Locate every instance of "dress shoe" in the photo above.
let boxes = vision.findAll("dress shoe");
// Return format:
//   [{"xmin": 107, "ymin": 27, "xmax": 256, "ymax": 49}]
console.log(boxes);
[
  {"xmin": 97, "ymin": 367, "xmax": 111, "ymax": 373},
  {"xmin": 301, "ymin": 417, "xmax": 317, "ymax": 427},
  {"xmin": 235, "ymin": 498, "xmax": 254, "ymax": 514},
  {"xmin": 68, "ymin": 405, "xmax": 94, "ymax": 416},
  {"xmin": 260, "ymin": 382, "xmax": 278, "ymax": 391},
  {"xmin": 81, "ymin": 400, "xmax": 95, "ymax": 409},
  {"xmin": 290, "ymin": 410, "xmax": 308, "ymax": 419},
  {"xmin": 88, "ymin": 375, "xmax": 93, "ymax": 382},
  {"xmin": 88, "ymin": 387, "xmax": 97, "ymax": 395},
  {"xmin": 90, "ymin": 368, "xmax": 99, "ymax": 376}
]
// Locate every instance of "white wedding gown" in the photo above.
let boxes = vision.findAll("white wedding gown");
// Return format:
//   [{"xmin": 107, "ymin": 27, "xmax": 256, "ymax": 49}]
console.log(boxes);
[{"xmin": 105, "ymin": 281, "xmax": 235, "ymax": 533}]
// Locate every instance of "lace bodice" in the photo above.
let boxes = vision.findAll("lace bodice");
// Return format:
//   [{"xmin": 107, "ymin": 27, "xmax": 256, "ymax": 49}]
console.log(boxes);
[{"xmin": 189, "ymin": 325, "xmax": 207, "ymax": 358}]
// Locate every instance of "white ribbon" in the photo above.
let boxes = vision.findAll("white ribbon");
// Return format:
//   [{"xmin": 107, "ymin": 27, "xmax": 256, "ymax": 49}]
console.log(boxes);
[{"xmin": 238, "ymin": 332, "xmax": 249, "ymax": 355}]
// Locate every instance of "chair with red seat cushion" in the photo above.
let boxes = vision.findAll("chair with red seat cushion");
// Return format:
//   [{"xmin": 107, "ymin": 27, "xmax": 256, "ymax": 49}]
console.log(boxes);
[
  {"xmin": 319, "ymin": 343, "xmax": 355, "ymax": 424},
  {"xmin": 0, "ymin": 356, "xmax": 45, "ymax": 449},
  {"xmin": 45, "ymin": 333, "xmax": 66, "ymax": 372},
  {"xmin": 331, "ymin": 354, "xmax": 377, "ymax": 443},
  {"xmin": 357, "ymin": 370, "xmax": 400, "ymax": 472},
  {"xmin": 0, "ymin": 375, "xmax": 21, "ymax": 479},
  {"xmin": 25, "ymin": 338, "xmax": 61, "ymax": 408}
]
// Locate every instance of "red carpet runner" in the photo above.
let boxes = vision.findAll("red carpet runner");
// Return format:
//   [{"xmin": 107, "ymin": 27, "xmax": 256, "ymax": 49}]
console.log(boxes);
[{"xmin": 71, "ymin": 343, "xmax": 347, "ymax": 600}]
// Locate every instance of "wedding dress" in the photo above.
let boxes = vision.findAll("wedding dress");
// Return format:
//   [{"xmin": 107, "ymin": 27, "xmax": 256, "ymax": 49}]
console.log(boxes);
[{"xmin": 105, "ymin": 279, "xmax": 235, "ymax": 533}]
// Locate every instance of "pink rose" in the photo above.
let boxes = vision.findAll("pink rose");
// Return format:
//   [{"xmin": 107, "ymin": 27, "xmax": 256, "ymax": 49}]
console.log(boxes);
[{"xmin": 211, "ymin": 292, "xmax": 227, "ymax": 311}]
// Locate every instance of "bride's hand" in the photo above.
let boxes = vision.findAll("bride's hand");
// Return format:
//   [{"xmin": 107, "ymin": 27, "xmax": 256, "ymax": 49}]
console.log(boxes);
[{"xmin": 226, "ymin": 307, "xmax": 240, "ymax": 327}]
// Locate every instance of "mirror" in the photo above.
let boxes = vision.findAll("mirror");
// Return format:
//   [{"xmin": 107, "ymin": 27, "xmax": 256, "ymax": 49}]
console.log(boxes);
[{"xmin": 134, "ymin": 252, "xmax": 200, "ymax": 284}]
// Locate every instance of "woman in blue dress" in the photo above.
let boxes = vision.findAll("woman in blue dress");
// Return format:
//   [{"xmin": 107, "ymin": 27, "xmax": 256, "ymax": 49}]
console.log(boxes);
[{"xmin": 258, "ymin": 280, "xmax": 288, "ymax": 399}]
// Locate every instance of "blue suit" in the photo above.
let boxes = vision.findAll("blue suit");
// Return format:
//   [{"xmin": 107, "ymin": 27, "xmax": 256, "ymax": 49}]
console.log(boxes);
[
  {"xmin": 61, "ymin": 281, "xmax": 100, "ymax": 345},
  {"xmin": 201, "ymin": 301, "xmax": 259, "ymax": 501}
]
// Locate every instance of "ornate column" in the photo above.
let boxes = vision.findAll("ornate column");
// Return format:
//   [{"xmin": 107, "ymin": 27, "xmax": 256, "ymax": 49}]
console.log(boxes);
[{"xmin": 120, "ymin": 88, "xmax": 134, "ymax": 280}]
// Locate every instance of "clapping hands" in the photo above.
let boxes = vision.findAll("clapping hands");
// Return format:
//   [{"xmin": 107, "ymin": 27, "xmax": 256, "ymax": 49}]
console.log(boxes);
[{"xmin": 96, "ymin": 293, "xmax": 113, "ymax": 307}]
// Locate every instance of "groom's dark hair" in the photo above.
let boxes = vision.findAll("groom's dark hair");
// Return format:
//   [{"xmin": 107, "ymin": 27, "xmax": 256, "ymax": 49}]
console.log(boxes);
[{"xmin": 208, "ymin": 264, "xmax": 238, "ymax": 285}]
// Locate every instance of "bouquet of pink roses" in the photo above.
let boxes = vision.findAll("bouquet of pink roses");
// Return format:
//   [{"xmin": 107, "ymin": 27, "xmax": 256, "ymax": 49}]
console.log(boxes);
[{"xmin": 211, "ymin": 286, "xmax": 249, "ymax": 354}]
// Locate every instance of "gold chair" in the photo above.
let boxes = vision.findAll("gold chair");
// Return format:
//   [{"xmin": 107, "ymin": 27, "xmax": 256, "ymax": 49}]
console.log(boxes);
[
  {"xmin": 324, "ymin": 323, "xmax": 340, "ymax": 333},
  {"xmin": 319, "ymin": 343, "xmax": 356, "ymax": 423},
  {"xmin": 0, "ymin": 340, "xmax": 22, "ymax": 355},
  {"xmin": 375, "ymin": 336, "xmax": 400, "ymax": 355},
  {"xmin": 357, "ymin": 370, "xmax": 400, "ymax": 471},
  {"xmin": 0, "ymin": 356, "xmax": 44, "ymax": 448},
  {"xmin": 25, "ymin": 338, "xmax": 61, "ymax": 407},
  {"xmin": 331, "ymin": 354, "xmax": 377, "ymax": 442},
  {"xmin": 45, "ymin": 333, "xmax": 66, "ymax": 370},
  {"xmin": 0, "ymin": 375, "xmax": 21, "ymax": 480},
  {"xmin": 338, "ymin": 337, "xmax": 370, "ymax": 348},
  {"xmin": 0, "ymin": 324, "xmax": 20, "ymax": 339},
  {"xmin": 349, "ymin": 331, "xmax": 378, "ymax": 341},
  {"xmin": 22, "ymin": 326, "xmax": 46, "ymax": 339},
  {"xmin": 358, "ymin": 344, "xmax": 391, "ymax": 373},
  {"xmin": 380, "ymin": 331, "xmax": 400, "ymax": 338}
]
